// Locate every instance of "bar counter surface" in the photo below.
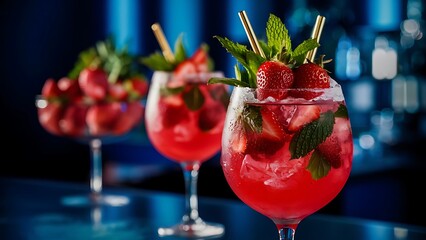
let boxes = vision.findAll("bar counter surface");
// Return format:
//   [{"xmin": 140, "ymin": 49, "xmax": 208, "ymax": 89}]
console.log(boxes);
[{"xmin": 1, "ymin": 177, "xmax": 425, "ymax": 240}]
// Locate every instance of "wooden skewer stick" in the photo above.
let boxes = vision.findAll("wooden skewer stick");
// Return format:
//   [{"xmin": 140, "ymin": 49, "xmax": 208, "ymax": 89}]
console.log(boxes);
[
  {"xmin": 238, "ymin": 11, "xmax": 266, "ymax": 58},
  {"xmin": 305, "ymin": 15, "xmax": 326, "ymax": 63},
  {"xmin": 151, "ymin": 23, "xmax": 175, "ymax": 63}
]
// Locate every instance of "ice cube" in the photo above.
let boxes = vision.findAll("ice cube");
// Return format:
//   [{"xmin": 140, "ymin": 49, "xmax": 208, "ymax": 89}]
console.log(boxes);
[
  {"xmin": 173, "ymin": 124, "xmax": 193, "ymax": 142},
  {"xmin": 240, "ymin": 152, "xmax": 305, "ymax": 189}
]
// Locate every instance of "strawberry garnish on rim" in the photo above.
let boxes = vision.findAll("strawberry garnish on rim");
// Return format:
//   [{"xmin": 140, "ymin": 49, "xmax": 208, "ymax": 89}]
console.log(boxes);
[
  {"xmin": 171, "ymin": 60, "xmax": 197, "ymax": 87},
  {"xmin": 256, "ymin": 61, "xmax": 294, "ymax": 100},
  {"xmin": 292, "ymin": 56, "xmax": 332, "ymax": 99},
  {"xmin": 190, "ymin": 46, "xmax": 209, "ymax": 73}
]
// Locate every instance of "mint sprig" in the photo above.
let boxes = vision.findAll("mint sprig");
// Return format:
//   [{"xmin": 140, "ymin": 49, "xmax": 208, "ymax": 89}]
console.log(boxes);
[
  {"xmin": 208, "ymin": 13, "xmax": 320, "ymax": 88},
  {"xmin": 68, "ymin": 38, "xmax": 139, "ymax": 83},
  {"xmin": 140, "ymin": 34, "xmax": 187, "ymax": 71},
  {"xmin": 140, "ymin": 35, "xmax": 214, "ymax": 72}
]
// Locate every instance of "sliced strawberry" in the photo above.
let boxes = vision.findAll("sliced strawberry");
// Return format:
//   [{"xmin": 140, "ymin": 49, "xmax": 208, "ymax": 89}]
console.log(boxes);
[
  {"xmin": 246, "ymin": 108, "xmax": 286, "ymax": 156},
  {"xmin": 171, "ymin": 60, "xmax": 197, "ymax": 87},
  {"xmin": 260, "ymin": 108, "xmax": 286, "ymax": 141},
  {"xmin": 86, "ymin": 102, "xmax": 122, "ymax": 136},
  {"xmin": 288, "ymin": 105, "xmax": 321, "ymax": 132},
  {"xmin": 256, "ymin": 61, "xmax": 294, "ymax": 100},
  {"xmin": 113, "ymin": 101, "xmax": 144, "ymax": 135},
  {"xmin": 317, "ymin": 134, "xmax": 342, "ymax": 168},
  {"xmin": 41, "ymin": 78, "xmax": 62, "ymax": 99},
  {"xmin": 78, "ymin": 67, "xmax": 109, "ymax": 101},
  {"xmin": 198, "ymin": 101, "xmax": 226, "ymax": 131},
  {"xmin": 59, "ymin": 104, "xmax": 88, "ymax": 137},
  {"xmin": 190, "ymin": 47, "xmax": 209, "ymax": 72}
]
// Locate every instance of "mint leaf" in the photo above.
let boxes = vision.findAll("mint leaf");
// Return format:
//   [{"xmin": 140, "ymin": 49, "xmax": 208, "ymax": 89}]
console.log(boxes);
[
  {"xmin": 68, "ymin": 47, "xmax": 97, "ymax": 79},
  {"xmin": 307, "ymin": 150, "xmax": 331, "ymax": 180},
  {"xmin": 266, "ymin": 14, "xmax": 291, "ymax": 59},
  {"xmin": 290, "ymin": 110, "xmax": 335, "ymax": 159},
  {"xmin": 174, "ymin": 34, "xmax": 187, "ymax": 64},
  {"xmin": 334, "ymin": 104, "xmax": 349, "ymax": 119},
  {"xmin": 140, "ymin": 52, "xmax": 175, "ymax": 71},
  {"xmin": 214, "ymin": 36, "xmax": 251, "ymax": 65},
  {"xmin": 208, "ymin": 77, "xmax": 250, "ymax": 87},
  {"xmin": 160, "ymin": 86, "xmax": 185, "ymax": 97},
  {"xmin": 259, "ymin": 40, "xmax": 272, "ymax": 59},
  {"xmin": 213, "ymin": 36, "xmax": 263, "ymax": 88},
  {"xmin": 183, "ymin": 85, "xmax": 204, "ymax": 111},
  {"xmin": 245, "ymin": 51, "xmax": 265, "ymax": 87},
  {"xmin": 68, "ymin": 38, "xmax": 138, "ymax": 82},
  {"xmin": 241, "ymin": 105, "xmax": 262, "ymax": 133},
  {"xmin": 292, "ymin": 39, "xmax": 320, "ymax": 66}
]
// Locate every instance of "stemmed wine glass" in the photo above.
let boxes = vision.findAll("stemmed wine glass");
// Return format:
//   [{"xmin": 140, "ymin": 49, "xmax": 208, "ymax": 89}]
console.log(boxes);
[
  {"xmin": 219, "ymin": 83, "xmax": 353, "ymax": 239},
  {"xmin": 36, "ymin": 77, "xmax": 145, "ymax": 207},
  {"xmin": 144, "ymin": 70, "xmax": 229, "ymax": 238}
]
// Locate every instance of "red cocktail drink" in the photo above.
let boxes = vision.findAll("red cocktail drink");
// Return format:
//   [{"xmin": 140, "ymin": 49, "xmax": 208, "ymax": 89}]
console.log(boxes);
[
  {"xmin": 221, "ymin": 85, "xmax": 353, "ymax": 225},
  {"xmin": 145, "ymin": 71, "xmax": 228, "ymax": 163}
]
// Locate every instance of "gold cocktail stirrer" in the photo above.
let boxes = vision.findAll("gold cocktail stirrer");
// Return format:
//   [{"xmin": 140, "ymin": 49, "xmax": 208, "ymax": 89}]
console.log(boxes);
[
  {"xmin": 151, "ymin": 23, "xmax": 175, "ymax": 63},
  {"xmin": 305, "ymin": 15, "xmax": 326, "ymax": 63},
  {"xmin": 238, "ymin": 11, "xmax": 266, "ymax": 58}
]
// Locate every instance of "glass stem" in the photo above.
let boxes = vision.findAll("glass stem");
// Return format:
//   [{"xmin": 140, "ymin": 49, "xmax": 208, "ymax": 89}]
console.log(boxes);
[
  {"xmin": 90, "ymin": 139, "xmax": 102, "ymax": 195},
  {"xmin": 181, "ymin": 162, "xmax": 202, "ymax": 225},
  {"xmin": 277, "ymin": 224, "xmax": 297, "ymax": 240}
]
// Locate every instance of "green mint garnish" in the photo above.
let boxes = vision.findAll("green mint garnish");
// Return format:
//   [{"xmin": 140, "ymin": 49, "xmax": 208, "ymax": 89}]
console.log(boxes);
[
  {"xmin": 140, "ymin": 52, "xmax": 175, "ymax": 71},
  {"xmin": 241, "ymin": 105, "xmax": 262, "ymax": 133},
  {"xmin": 139, "ymin": 34, "xmax": 187, "ymax": 71},
  {"xmin": 334, "ymin": 104, "xmax": 349, "ymax": 119},
  {"xmin": 290, "ymin": 110, "xmax": 335, "ymax": 159},
  {"xmin": 160, "ymin": 86, "xmax": 185, "ymax": 96},
  {"xmin": 140, "ymin": 35, "xmax": 214, "ymax": 72},
  {"xmin": 208, "ymin": 13, "xmax": 320, "ymax": 88},
  {"xmin": 183, "ymin": 85, "xmax": 205, "ymax": 111},
  {"xmin": 173, "ymin": 34, "xmax": 187, "ymax": 64},
  {"xmin": 307, "ymin": 150, "xmax": 332, "ymax": 180},
  {"xmin": 68, "ymin": 38, "xmax": 139, "ymax": 83},
  {"xmin": 265, "ymin": 14, "xmax": 292, "ymax": 60}
]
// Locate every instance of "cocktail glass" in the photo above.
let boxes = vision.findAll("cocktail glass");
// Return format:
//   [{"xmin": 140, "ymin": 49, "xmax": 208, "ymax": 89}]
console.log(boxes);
[
  {"xmin": 145, "ymin": 71, "xmax": 229, "ymax": 238},
  {"xmin": 220, "ymin": 80, "xmax": 353, "ymax": 240},
  {"xmin": 36, "ymin": 95, "xmax": 144, "ymax": 206}
]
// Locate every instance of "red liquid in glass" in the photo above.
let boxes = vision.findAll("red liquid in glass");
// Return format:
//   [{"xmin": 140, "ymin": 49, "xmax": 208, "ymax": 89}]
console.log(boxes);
[
  {"xmin": 146, "ymin": 80, "xmax": 228, "ymax": 163},
  {"xmin": 221, "ymin": 100, "xmax": 353, "ymax": 223}
]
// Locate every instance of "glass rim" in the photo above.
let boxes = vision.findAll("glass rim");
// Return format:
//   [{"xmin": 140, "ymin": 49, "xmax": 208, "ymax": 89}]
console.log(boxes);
[
  {"xmin": 152, "ymin": 70, "xmax": 225, "ymax": 84},
  {"xmin": 231, "ymin": 83, "xmax": 345, "ymax": 103}
]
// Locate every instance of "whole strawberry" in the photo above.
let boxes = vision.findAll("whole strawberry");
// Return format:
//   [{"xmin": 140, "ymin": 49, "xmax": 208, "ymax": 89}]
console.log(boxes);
[
  {"xmin": 256, "ymin": 61, "xmax": 294, "ymax": 100},
  {"xmin": 293, "ymin": 57, "xmax": 331, "ymax": 99}
]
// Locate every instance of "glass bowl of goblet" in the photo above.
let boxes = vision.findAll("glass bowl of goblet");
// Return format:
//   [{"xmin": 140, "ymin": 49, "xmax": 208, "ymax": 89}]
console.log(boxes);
[
  {"xmin": 36, "ymin": 77, "xmax": 145, "ymax": 207},
  {"xmin": 220, "ymin": 79, "xmax": 353, "ymax": 240}
]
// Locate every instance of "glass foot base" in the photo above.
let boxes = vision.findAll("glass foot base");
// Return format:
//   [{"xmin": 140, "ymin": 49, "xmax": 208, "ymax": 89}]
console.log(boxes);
[
  {"xmin": 158, "ymin": 221, "xmax": 225, "ymax": 239},
  {"xmin": 61, "ymin": 194, "xmax": 130, "ymax": 207}
]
